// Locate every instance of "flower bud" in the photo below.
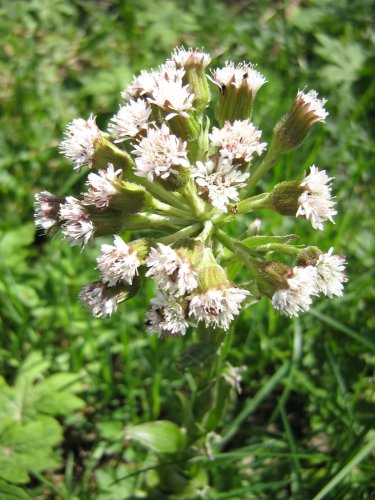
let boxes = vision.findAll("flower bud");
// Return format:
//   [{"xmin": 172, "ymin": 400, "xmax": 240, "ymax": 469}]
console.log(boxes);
[
  {"xmin": 171, "ymin": 47, "xmax": 211, "ymax": 115},
  {"xmin": 269, "ymin": 180, "xmax": 305, "ymax": 216},
  {"xmin": 271, "ymin": 89, "xmax": 328, "ymax": 154},
  {"xmin": 211, "ymin": 62, "xmax": 266, "ymax": 126},
  {"xmin": 257, "ymin": 260, "xmax": 290, "ymax": 297}
]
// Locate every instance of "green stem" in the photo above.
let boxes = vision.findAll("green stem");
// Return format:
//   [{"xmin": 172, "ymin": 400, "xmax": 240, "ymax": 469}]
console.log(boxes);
[
  {"xmin": 181, "ymin": 179, "xmax": 207, "ymax": 218},
  {"xmin": 109, "ymin": 145, "xmax": 190, "ymax": 211},
  {"xmin": 253, "ymin": 243, "xmax": 301, "ymax": 256},
  {"xmin": 151, "ymin": 198, "xmax": 192, "ymax": 219},
  {"xmin": 125, "ymin": 213, "xmax": 184, "ymax": 232},
  {"xmin": 235, "ymin": 192, "xmax": 270, "ymax": 214},
  {"xmin": 246, "ymin": 146, "xmax": 279, "ymax": 193},
  {"xmin": 196, "ymin": 221, "xmax": 214, "ymax": 243},
  {"xmin": 158, "ymin": 223, "xmax": 202, "ymax": 245},
  {"xmin": 215, "ymin": 230, "xmax": 259, "ymax": 280}
]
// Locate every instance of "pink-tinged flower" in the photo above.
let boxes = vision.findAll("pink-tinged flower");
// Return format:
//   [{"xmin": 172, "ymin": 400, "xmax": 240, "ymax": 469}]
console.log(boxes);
[
  {"xmin": 272, "ymin": 266, "xmax": 318, "ymax": 317},
  {"xmin": 209, "ymin": 119, "xmax": 267, "ymax": 163},
  {"xmin": 295, "ymin": 89, "xmax": 328, "ymax": 123},
  {"xmin": 145, "ymin": 291, "xmax": 188, "ymax": 337},
  {"xmin": 191, "ymin": 158, "xmax": 249, "ymax": 212},
  {"xmin": 97, "ymin": 235, "xmax": 141, "ymax": 286},
  {"xmin": 59, "ymin": 196, "xmax": 95, "ymax": 247},
  {"xmin": 315, "ymin": 248, "xmax": 348, "ymax": 298},
  {"xmin": 108, "ymin": 99, "xmax": 152, "ymax": 142},
  {"xmin": 79, "ymin": 282, "xmax": 121, "ymax": 318},
  {"xmin": 189, "ymin": 287, "xmax": 250, "ymax": 330},
  {"xmin": 146, "ymin": 243, "xmax": 197, "ymax": 295},
  {"xmin": 297, "ymin": 165, "xmax": 337, "ymax": 230},
  {"xmin": 60, "ymin": 115, "xmax": 102, "ymax": 171},
  {"xmin": 211, "ymin": 61, "xmax": 266, "ymax": 95},
  {"xmin": 132, "ymin": 124, "xmax": 189, "ymax": 181},
  {"xmin": 34, "ymin": 191, "xmax": 65, "ymax": 231},
  {"xmin": 82, "ymin": 164, "xmax": 122, "ymax": 209},
  {"xmin": 171, "ymin": 47, "xmax": 211, "ymax": 68}
]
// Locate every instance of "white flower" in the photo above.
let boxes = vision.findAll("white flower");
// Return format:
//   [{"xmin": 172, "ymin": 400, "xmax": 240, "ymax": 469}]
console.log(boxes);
[
  {"xmin": 209, "ymin": 120, "xmax": 267, "ymax": 163},
  {"xmin": 145, "ymin": 291, "xmax": 188, "ymax": 337},
  {"xmin": 59, "ymin": 196, "xmax": 94, "ymax": 247},
  {"xmin": 222, "ymin": 363, "xmax": 247, "ymax": 394},
  {"xmin": 97, "ymin": 235, "xmax": 141, "ymax": 287},
  {"xmin": 108, "ymin": 99, "xmax": 152, "ymax": 142},
  {"xmin": 79, "ymin": 282, "xmax": 120, "ymax": 318},
  {"xmin": 132, "ymin": 124, "xmax": 189, "ymax": 181},
  {"xmin": 34, "ymin": 191, "xmax": 64, "ymax": 230},
  {"xmin": 148, "ymin": 76, "xmax": 195, "ymax": 120},
  {"xmin": 272, "ymin": 266, "xmax": 318, "ymax": 317},
  {"xmin": 296, "ymin": 89, "xmax": 328, "ymax": 123},
  {"xmin": 146, "ymin": 243, "xmax": 197, "ymax": 295},
  {"xmin": 315, "ymin": 248, "xmax": 347, "ymax": 298},
  {"xmin": 211, "ymin": 61, "xmax": 266, "ymax": 94},
  {"xmin": 82, "ymin": 163, "xmax": 122, "ymax": 208},
  {"xmin": 122, "ymin": 62, "xmax": 184, "ymax": 100},
  {"xmin": 60, "ymin": 114, "xmax": 101, "ymax": 171},
  {"xmin": 297, "ymin": 165, "xmax": 337, "ymax": 230},
  {"xmin": 171, "ymin": 47, "xmax": 211, "ymax": 68},
  {"xmin": 191, "ymin": 158, "xmax": 249, "ymax": 212},
  {"xmin": 189, "ymin": 287, "xmax": 250, "ymax": 330}
]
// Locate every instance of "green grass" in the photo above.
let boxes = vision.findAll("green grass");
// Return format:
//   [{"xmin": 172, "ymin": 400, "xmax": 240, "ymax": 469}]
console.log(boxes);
[{"xmin": 1, "ymin": 0, "xmax": 375, "ymax": 498}]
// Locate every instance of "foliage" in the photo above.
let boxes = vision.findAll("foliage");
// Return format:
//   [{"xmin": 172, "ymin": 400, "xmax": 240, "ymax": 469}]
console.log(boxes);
[{"xmin": 0, "ymin": 0, "xmax": 374, "ymax": 498}]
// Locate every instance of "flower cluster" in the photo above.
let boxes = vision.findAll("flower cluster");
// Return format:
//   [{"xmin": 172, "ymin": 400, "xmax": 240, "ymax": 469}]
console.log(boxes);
[{"xmin": 35, "ymin": 47, "xmax": 347, "ymax": 334}]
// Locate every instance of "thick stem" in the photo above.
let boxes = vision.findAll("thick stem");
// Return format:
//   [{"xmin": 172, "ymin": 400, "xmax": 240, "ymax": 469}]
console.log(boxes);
[{"xmin": 151, "ymin": 198, "xmax": 193, "ymax": 219}]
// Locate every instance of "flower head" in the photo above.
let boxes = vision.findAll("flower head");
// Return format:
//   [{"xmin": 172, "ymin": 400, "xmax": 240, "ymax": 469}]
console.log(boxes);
[
  {"xmin": 191, "ymin": 158, "xmax": 249, "ymax": 212},
  {"xmin": 82, "ymin": 164, "xmax": 122, "ymax": 209},
  {"xmin": 211, "ymin": 61, "xmax": 266, "ymax": 94},
  {"xmin": 132, "ymin": 124, "xmax": 189, "ymax": 181},
  {"xmin": 59, "ymin": 196, "xmax": 95, "ymax": 247},
  {"xmin": 60, "ymin": 115, "xmax": 102, "ymax": 171},
  {"xmin": 34, "ymin": 191, "xmax": 65, "ymax": 231},
  {"xmin": 108, "ymin": 99, "xmax": 152, "ymax": 142},
  {"xmin": 79, "ymin": 282, "xmax": 121, "ymax": 318},
  {"xmin": 97, "ymin": 235, "xmax": 141, "ymax": 286},
  {"xmin": 146, "ymin": 243, "xmax": 197, "ymax": 295},
  {"xmin": 315, "ymin": 248, "xmax": 347, "ymax": 298},
  {"xmin": 171, "ymin": 47, "xmax": 211, "ymax": 68},
  {"xmin": 145, "ymin": 291, "xmax": 189, "ymax": 337},
  {"xmin": 148, "ymin": 76, "xmax": 195, "ymax": 120},
  {"xmin": 209, "ymin": 119, "xmax": 267, "ymax": 163},
  {"xmin": 297, "ymin": 165, "xmax": 337, "ymax": 230},
  {"xmin": 189, "ymin": 286, "xmax": 250, "ymax": 330},
  {"xmin": 295, "ymin": 89, "xmax": 328, "ymax": 123},
  {"xmin": 272, "ymin": 266, "xmax": 317, "ymax": 317}
]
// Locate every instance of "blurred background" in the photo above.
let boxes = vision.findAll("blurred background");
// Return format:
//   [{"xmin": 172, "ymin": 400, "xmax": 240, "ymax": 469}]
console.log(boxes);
[{"xmin": 1, "ymin": 0, "xmax": 374, "ymax": 498}]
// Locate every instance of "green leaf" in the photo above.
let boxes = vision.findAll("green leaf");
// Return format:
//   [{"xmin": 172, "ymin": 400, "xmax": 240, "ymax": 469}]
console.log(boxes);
[
  {"xmin": 125, "ymin": 421, "xmax": 186, "ymax": 454},
  {"xmin": 0, "ymin": 480, "xmax": 31, "ymax": 499},
  {"xmin": 0, "ymin": 416, "xmax": 62, "ymax": 484}
]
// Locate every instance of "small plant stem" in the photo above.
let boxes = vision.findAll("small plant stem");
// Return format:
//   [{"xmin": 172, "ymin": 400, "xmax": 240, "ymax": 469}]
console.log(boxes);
[
  {"xmin": 253, "ymin": 243, "xmax": 302, "ymax": 256},
  {"xmin": 181, "ymin": 179, "xmax": 207, "ymax": 218},
  {"xmin": 235, "ymin": 192, "xmax": 270, "ymax": 214},
  {"xmin": 158, "ymin": 223, "xmax": 203, "ymax": 245},
  {"xmin": 196, "ymin": 221, "xmax": 214, "ymax": 243},
  {"xmin": 151, "ymin": 198, "xmax": 192, "ymax": 219},
  {"xmin": 246, "ymin": 146, "xmax": 279, "ymax": 193},
  {"xmin": 126, "ymin": 213, "xmax": 184, "ymax": 232},
  {"xmin": 215, "ymin": 230, "xmax": 259, "ymax": 279}
]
